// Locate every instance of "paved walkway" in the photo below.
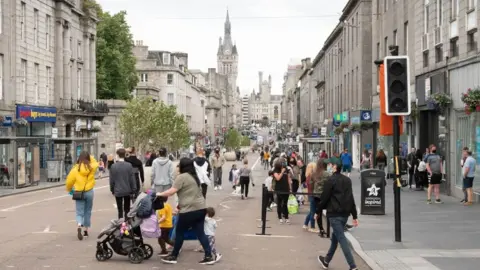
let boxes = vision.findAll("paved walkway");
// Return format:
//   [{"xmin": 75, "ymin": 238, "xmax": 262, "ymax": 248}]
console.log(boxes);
[{"xmin": 347, "ymin": 171, "xmax": 480, "ymax": 270}]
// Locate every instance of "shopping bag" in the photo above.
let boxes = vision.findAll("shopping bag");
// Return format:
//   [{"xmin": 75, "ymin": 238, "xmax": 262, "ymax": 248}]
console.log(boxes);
[{"xmin": 287, "ymin": 194, "xmax": 299, "ymax": 215}]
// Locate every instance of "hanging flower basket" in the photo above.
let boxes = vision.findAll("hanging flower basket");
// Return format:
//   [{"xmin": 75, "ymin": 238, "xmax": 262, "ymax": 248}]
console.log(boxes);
[
  {"xmin": 339, "ymin": 122, "xmax": 349, "ymax": 129},
  {"xmin": 461, "ymin": 87, "xmax": 480, "ymax": 115},
  {"xmin": 334, "ymin": 126, "xmax": 343, "ymax": 135},
  {"xmin": 410, "ymin": 104, "xmax": 419, "ymax": 119},
  {"xmin": 426, "ymin": 93, "xmax": 452, "ymax": 115},
  {"xmin": 349, "ymin": 123, "xmax": 362, "ymax": 132},
  {"xmin": 360, "ymin": 122, "xmax": 374, "ymax": 130},
  {"xmin": 90, "ymin": 126, "xmax": 101, "ymax": 132},
  {"xmin": 14, "ymin": 118, "xmax": 28, "ymax": 126}
]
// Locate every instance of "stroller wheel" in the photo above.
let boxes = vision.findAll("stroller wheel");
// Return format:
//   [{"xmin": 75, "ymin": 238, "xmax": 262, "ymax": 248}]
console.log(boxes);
[
  {"xmin": 128, "ymin": 247, "xmax": 145, "ymax": 264},
  {"xmin": 142, "ymin": 244, "xmax": 153, "ymax": 260},
  {"xmin": 95, "ymin": 249, "xmax": 109, "ymax": 262},
  {"xmin": 104, "ymin": 247, "xmax": 113, "ymax": 259}
]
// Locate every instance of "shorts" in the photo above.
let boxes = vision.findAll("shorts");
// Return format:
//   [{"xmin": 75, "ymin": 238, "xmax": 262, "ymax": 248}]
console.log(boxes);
[
  {"xmin": 342, "ymin": 165, "xmax": 352, "ymax": 173},
  {"xmin": 429, "ymin": 173, "xmax": 442, "ymax": 185},
  {"xmin": 463, "ymin": 177, "xmax": 474, "ymax": 189}
]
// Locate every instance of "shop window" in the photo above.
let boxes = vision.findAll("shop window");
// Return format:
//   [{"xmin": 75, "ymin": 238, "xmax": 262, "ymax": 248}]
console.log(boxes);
[
  {"xmin": 435, "ymin": 45, "xmax": 443, "ymax": 63},
  {"xmin": 450, "ymin": 38, "xmax": 459, "ymax": 57}
]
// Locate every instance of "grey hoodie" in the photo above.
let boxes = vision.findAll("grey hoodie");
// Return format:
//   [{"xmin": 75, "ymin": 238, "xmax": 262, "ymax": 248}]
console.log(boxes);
[{"xmin": 151, "ymin": 157, "xmax": 174, "ymax": 186}]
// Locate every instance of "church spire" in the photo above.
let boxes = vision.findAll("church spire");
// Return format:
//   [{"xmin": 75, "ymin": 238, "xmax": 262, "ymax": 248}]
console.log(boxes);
[{"xmin": 224, "ymin": 9, "xmax": 231, "ymax": 35}]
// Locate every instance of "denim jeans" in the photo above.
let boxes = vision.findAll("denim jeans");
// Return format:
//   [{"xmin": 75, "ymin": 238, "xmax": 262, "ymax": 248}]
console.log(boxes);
[
  {"xmin": 75, "ymin": 189, "xmax": 94, "ymax": 227},
  {"xmin": 304, "ymin": 196, "xmax": 316, "ymax": 228},
  {"xmin": 325, "ymin": 216, "xmax": 356, "ymax": 269},
  {"xmin": 172, "ymin": 208, "xmax": 212, "ymax": 258}
]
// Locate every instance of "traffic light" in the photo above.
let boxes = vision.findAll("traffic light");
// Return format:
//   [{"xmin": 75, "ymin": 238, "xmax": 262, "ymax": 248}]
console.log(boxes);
[{"xmin": 384, "ymin": 56, "xmax": 410, "ymax": 116}]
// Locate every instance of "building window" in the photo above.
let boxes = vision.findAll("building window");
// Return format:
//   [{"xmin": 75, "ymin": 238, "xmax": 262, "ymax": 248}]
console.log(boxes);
[
  {"xmin": 21, "ymin": 59, "xmax": 27, "ymax": 102},
  {"xmin": 46, "ymin": 66, "xmax": 51, "ymax": 104},
  {"xmin": 450, "ymin": 0, "xmax": 458, "ymax": 20},
  {"xmin": 450, "ymin": 38, "xmax": 459, "ymax": 57},
  {"xmin": 167, "ymin": 93, "xmax": 174, "ymax": 105},
  {"xmin": 376, "ymin": 42, "xmax": 380, "ymax": 59},
  {"xmin": 467, "ymin": 32, "xmax": 477, "ymax": 51},
  {"xmin": 435, "ymin": 46, "xmax": 443, "ymax": 62},
  {"xmin": 140, "ymin": 73, "xmax": 148, "ymax": 82},
  {"xmin": 201, "ymin": 100, "xmax": 205, "ymax": 107},
  {"xmin": 46, "ymin": 15, "xmax": 51, "ymax": 50},
  {"xmin": 163, "ymin": 53, "xmax": 170, "ymax": 65},
  {"xmin": 21, "ymin": 2, "xmax": 26, "ymax": 40},
  {"xmin": 467, "ymin": 0, "xmax": 476, "ymax": 10},
  {"xmin": 436, "ymin": 0, "xmax": 442, "ymax": 26},
  {"xmin": 384, "ymin": 36, "xmax": 388, "ymax": 57},
  {"xmin": 167, "ymin": 74, "xmax": 173, "ymax": 85},
  {"xmin": 34, "ymin": 9, "xmax": 39, "ymax": 46},
  {"xmin": 423, "ymin": 51, "xmax": 429, "ymax": 67},
  {"xmin": 34, "ymin": 63, "xmax": 39, "ymax": 103},
  {"xmin": 0, "ymin": 55, "xmax": 3, "ymax": 100},
  {"xmin": 77, "ymin": 41, "xmax": 82, "ymax": 60},
  {"xmin": 77, "ymin": 68, "xmax": 82, "ymax": 99},
  {"xmin": 384, "ymin": 0, "xmax": 388, "ymax": 11},
  {"xmin": 404, "ymin": 22, "xmax": 408, "ymax": 54},
  {"xmin": 393, "ymin": 30, "xmax": 397, "ymax": 45},
  {"xmin": 424, "ymin": 3, "xmax": 429, "ymax": 33}
]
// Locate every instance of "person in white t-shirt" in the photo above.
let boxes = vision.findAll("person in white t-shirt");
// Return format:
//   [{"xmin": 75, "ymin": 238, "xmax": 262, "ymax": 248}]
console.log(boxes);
[
  {"xmin": 196, "ymin": 207, "xmax": 222, "ymax": 262},
  {"xmin": 264, "ymin": 170, "xmax": 274, "ymax": 211}
]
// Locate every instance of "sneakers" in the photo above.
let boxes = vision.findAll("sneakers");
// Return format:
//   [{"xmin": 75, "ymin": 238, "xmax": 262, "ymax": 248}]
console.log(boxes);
[
  {"xmin": 317, "ymin": 256, "xmax": 329, "ymax": 269},
  {"xmin": 279, "ymin": 218, "xmax": 284, "ymax": 224},
  {"xmin": 464, "ymin": 201, "xmax": 473, "ymax": 206},
  {"xmin": 435, "ymin": 199, "xmax": 443, "ymax": 204},
  {"xmin": 285, "ymin": 219, "xmax": 290, "ymax": 224},
  {"xmin": 161, "ymin": 255, "xmax": 178, "ymax": 264},
  {"xmin": 83, "ymin": 230, "xmax": 89, "ymax": 238},
  {"xmin": 199, "ymin": 256, "xmax": 215, "ymax": 265},
  {"xmin": 215, "ymin": 253, "xmax": 222, "ymax": 262},
  {"xmin": 214, "ymin": 186, "xmax": 218, "ymax": 191},
  {"xmin": 219, "ymin": 186, "xmax": 223, "ymax": 190},
  {"xmin": 77, "ymin": 227, "xmax": 83, "ymax": 241},
  {"xmin": 302, "ymin": 225, "xmax": 308, "ymax": 230},
  {"xmin": 308, "ymin": 228, "xmax": 320, "ymax": 233},
  {"xmin": 427, "ymin": 199, "xmax": 432, "ymax": 204},
  {"xmin": 158, "ymin": 251, "xmax": 169, "ymax": 257}
]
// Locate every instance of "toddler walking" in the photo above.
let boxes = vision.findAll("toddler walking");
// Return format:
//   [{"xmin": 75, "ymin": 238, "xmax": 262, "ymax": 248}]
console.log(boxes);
[
  {"xmin": 205, "ymin": 207, "xmax": 222, "ymax": 262},
  {"xmin": 264, "ymin": 170, "xmax": 274, "ymax": 211},
  {"xmin": 157, "ymin": 197, "xmax": 174, "ymax": 256}
]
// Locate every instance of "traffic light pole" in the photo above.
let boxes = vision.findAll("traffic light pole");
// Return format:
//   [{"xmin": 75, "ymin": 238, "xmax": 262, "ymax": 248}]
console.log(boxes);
[{"xmin": 390, "ymin": 45, "xmax": 402, "ymax": 243}]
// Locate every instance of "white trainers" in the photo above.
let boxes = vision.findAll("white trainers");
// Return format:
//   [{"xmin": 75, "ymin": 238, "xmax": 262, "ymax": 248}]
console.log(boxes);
[
  {"xmin": 215, "ymin": 253, "xmax": 222, "ymax": 262},
  {"xmin": 219, "ymin": 186, "xmax": 223, "ymax": 190},
  {"xmin": 285, "ymin": 219, "xmax": 290, "ymax": 224},
  {"xmin": 214, "ymin": 186, "xmax": 218, "ymax": 191},
  {"xmin": 279, "ymin": 218, "xmax": 284, "ymax": 224}
]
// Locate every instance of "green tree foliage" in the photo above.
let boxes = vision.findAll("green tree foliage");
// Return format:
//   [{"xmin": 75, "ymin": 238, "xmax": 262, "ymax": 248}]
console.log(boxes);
[
  {"xmin": 96, "ymin": 10, "xmax": 138, "ymax": 100},
  {"xmin": 240, "ymin": 136, "xmax": 251, "ymax": 146},
  {"xmin": 119, "ymin": 97, "xmax": 190, "ymax": 153},
  {"xmin": 224, "ymin": 128, "xmax": 241, "ymax": 151}
]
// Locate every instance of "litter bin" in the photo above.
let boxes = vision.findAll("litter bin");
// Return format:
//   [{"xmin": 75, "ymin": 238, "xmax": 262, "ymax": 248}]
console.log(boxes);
[{"xmin": 360, "ymin": 169, "xmax": 386, "ymax": 215}]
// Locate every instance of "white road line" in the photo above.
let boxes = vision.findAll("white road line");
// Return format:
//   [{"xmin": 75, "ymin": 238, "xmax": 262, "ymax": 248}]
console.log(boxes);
[
  {"xmin": 251, "ymin": 156, "xmax": 261, "ymax": 170},
  {"xmin": 0, "ymin": 184, "xmax": 109, "ymax": 212},
  {"xmin": 219, "ymin": 203, "xmax": 231, "ymax": 209},
  {"xmin": 113, "ymin": 203, "xmax": 117, "ymax": 209},
  {"xmin": 43, "ymin": 226, "xmax": 50, "ymax": 233},
  {"xmin": 239, "ymin": 234, "xmax": 294, "ymax": 238}
]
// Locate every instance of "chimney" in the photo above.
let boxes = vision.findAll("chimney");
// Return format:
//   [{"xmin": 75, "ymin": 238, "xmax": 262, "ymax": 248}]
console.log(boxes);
[
  {"xmin": 301, "ymin": 59, "xmax": 306, "ymax": 69},
  {"xmin": 306, "ymin": 57, "xmax": 312, "ymax": 66},
  {"xmin": 268, "ymin": 75, "xmax": 272, "ymax": 88}
]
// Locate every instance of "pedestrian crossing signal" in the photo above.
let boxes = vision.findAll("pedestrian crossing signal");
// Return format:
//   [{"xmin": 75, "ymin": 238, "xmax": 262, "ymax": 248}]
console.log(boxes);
[{"xmin": 384, "ymin": 56, "xmax": 410, "ymax": 116}]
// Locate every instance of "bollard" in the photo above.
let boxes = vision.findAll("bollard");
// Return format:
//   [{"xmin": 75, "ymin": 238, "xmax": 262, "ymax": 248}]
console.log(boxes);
[{"xmin": 256, "ymin": 184, "xmax": 271, "ymax": 235}]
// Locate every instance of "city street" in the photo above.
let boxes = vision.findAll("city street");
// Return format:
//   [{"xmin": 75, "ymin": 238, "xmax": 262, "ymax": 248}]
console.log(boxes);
[{"xmin": 0, "ymin": 153, "xmax": 369, "ymax": 269}]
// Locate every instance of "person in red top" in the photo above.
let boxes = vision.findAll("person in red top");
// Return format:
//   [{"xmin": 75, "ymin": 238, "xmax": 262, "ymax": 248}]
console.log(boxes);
[
  {"xmin": 303, "ymin": 162, "xmax": 318, "ymax": 233},
  {"xmin": 320, "ymin": 150, "xmax": 328, "ymax": 159}
]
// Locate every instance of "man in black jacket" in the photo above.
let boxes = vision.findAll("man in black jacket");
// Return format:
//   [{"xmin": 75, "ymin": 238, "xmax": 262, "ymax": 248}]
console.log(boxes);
[
  {"xmin": 315, "ymin": 158, "xmax": 359, "ymax": 270},
  {"xmin": 125, "ymin": 147, "xmax": 144, "ymax": 197},
  {"xmin": 110, "ymin": 148, "xmax": 136, "ymax": 219}
]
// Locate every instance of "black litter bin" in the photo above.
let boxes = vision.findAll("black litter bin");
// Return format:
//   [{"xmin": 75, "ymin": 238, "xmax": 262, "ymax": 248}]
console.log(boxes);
[{"xmin": 360, "ymin": 169, "xmax": 386, "ymax": 215}]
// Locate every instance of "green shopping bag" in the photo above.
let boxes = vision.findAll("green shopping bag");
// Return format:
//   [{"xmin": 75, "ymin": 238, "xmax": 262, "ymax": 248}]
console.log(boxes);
[{"xmin": 287, "ymin": 194, "xmax": 299, "ymax": 215}]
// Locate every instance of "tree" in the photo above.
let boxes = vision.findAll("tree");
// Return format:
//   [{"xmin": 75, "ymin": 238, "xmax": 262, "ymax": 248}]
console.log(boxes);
[
  {"xmin": 119, "ymin": 97, "xmax": 190, "ymax": 153},
  {"xmin": 224, "ymin": 129, "xmax": 241, "ymax": 151},
  {"xmin": 96, "ymin": 9, "xmax": 138, "ymax": 100},
  {"xmin": 240, "ymin": 136, "xmax": 251, "ymax": 147}
]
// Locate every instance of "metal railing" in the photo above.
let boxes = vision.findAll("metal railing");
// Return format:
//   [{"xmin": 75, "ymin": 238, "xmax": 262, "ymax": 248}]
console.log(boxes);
[{"xmin": 60, "ymin": 98, "xmax": 110, "ymax": 114}]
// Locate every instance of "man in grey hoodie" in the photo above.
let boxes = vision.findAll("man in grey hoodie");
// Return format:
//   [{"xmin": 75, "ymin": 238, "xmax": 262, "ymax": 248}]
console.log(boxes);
[{"xmin": 152, "ymin": 147, "xmax": 175, "ymax": 193}]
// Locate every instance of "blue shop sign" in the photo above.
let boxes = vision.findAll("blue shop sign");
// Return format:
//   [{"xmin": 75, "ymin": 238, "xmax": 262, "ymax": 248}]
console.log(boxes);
[
  {"xmin": 360, "ymin": 110, "xmax": 372, "ymax": 121},
  {"xmin": 351, "ymin": 116, "xmax": 360, "ymax": 124},
  {"xmin": 16, "ymin": 105, "xmax": 57, "ymax": 123},
  {"xmin": 312, "ymin": 127, "xmax": 319, "ymax": 137},
  {"xmin": 1, "ymin": 116, "xmax": 13, "ymax": 127}
]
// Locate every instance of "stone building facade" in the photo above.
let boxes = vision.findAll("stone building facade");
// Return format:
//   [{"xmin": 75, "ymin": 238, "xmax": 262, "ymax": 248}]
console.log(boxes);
[
  {"xmin": 281, "ymin": 61, "xmax": 303, "ymax": 132},
  {"xmin": 132, "ymin": 41, "xmax": 206, "ymax": 134},
  {"xmin": 249, "ymin": 72, "xmax": 282, "ymax": 125}
]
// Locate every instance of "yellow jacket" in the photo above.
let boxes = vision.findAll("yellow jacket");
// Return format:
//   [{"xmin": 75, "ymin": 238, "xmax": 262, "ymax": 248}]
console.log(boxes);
[{"xmin": 65, "ymin": 156, "xmax": 99, "ymax": 192}]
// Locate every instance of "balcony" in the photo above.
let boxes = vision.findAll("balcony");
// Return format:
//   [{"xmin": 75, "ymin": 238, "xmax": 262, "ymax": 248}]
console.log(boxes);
[
  {"xmin": 434, "ymin": 27, "xmax": 442, "ymax": 46},
  {"xmin": 422, "ymin": 33, "xmax": 429, "ymax": 51},
  {"xmin": 467, "ymin": 10, "xmax": 477, "ymax": 32},
  {"xmin": 60, "ymin": 99, "xmax": 110, "ymax": 116}
]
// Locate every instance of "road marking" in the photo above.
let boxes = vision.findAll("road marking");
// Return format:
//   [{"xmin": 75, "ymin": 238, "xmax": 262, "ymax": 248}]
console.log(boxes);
[
  {"xmin": 251, "ymin": 156, "xmax": 261, "ymax": 170},
  {"xmin": 43, "ymin": 226, "xmax": 51, "ymax": 233},
  {"xmin": 239, "ymin": 234, "xmax": 294, "ymax": 238},
  {"xmin": 219, "ymin": 203, "xmax": 230, "ymax": 209},
  {"xmin": 0, "ymin": 185, "xmax": 109, "ymax": 212},
  {"xmin": 113, "ymin": 203, "xmax": 117, "ymax": 209}
]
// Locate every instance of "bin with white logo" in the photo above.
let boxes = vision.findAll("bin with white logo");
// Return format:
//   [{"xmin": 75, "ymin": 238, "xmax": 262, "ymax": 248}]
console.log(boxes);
[{"xmin": 360, "ymin": 169, "xmax": 385, "ymax": 215}]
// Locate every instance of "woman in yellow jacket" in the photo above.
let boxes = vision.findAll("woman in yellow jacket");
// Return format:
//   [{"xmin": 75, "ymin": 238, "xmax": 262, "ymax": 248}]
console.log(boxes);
[{"xmin": 65, "ymin": 151, "xmax": 99, "ymax": 240}]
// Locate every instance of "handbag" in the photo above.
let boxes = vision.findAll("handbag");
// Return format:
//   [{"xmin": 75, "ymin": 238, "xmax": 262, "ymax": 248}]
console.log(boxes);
[{"xmin": 72, "ymin": 182, "xmax": 87, "ymax": 200}]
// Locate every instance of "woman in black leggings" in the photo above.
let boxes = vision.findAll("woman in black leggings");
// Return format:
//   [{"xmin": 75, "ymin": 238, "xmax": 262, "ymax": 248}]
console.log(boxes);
[
  {"xmin": 238, "ymin": 159, "xmax": 254, "ymax": 200},
  {"xmin": 272, "ymin": 158, "xmax": 292, "ymax": 224}
]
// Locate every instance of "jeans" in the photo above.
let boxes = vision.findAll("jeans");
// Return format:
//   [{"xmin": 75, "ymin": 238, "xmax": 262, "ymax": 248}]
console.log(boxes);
[
  {"xmin": 276, "ymin": 193, "xmax": 289, "ymax": 219},
  {"xmin": 325, "ymin": 216, "xmax": 356, "ymax": 269},
  {"xmin": 172, "ymin": 209, "xmax": 212, "ymax": 258},
  {"xmin": 115, "ymin": 196, "xmax": 131, "ymax": 219},
  {"xmin": 304, "ymin": 196, "xmax": 316, "ymax": 228},
  {"xmin": 408, "ymin": 170, "xmax": 415, "ymax": 187},
  {"xmin": 75, "ymin": 189, "xmax": 94, "ymax": 227},
  {"xmin": 264, "ymin": 160, "xmax": 269, "ymax": 170},
  {"xmin": 240, "ymin": 176, "xmax": 250, "ymax": 197},
  {"xmin": 213, "ymin": 167, "xmax": 222, "ymax": 186}
]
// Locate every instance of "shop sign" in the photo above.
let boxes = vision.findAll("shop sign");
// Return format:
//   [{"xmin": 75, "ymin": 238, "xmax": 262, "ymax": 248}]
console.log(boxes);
[
  {"xmin": 320, "ymin": 127, "xmax": 327, "ymax": 136},
  {"xmin": 312, "ymin": 127, "xmax": 319, "ymax": 137},
  {"xmin": 341, "ymin": 111, "xmax": 349, "ymax": 122},
  {"xmin": 1, "ymin": 116, "xmax": 13, "ymax": 127},
  {"xmin": 16, "ymin": 105, "xmax": 57, "ymax": 123},
  {"xmin": 360, "ymin": 110, "xmax": 372, "ymax": 121},
  {"xmin": 351, "ymin": 116, "xmax": 360, "ymax": 124},
  {"xmin": 334, "ymin": 114, "xmax": 342, "ymax": 122}
]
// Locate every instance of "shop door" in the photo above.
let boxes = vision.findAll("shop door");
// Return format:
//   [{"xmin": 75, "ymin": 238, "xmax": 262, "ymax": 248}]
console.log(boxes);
[
  {"xmin": 419, "ymin": 111, "xmax": 439, "ymax": 151},
  {"xmin": 352, "ymin": 133, "xmax": 361, "ymax": 169},
  {"xmin": 455, "ymin": 115, "xmax": 471, "ymax": 187}
]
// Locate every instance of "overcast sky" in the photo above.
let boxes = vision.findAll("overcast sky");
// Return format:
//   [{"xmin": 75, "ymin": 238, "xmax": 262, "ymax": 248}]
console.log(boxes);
[{"xmin": 97, "ymin": 0, "xmax": 348, "ymax": 95}]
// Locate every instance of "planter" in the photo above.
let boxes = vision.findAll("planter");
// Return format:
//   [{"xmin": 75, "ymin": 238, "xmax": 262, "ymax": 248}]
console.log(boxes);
[
  {"xmin": 462, "ymin": 87, "xmax": 480, "ymax": 115},
  {"xmin": 224, "ymin": 151, "xmax": 237, "ymax": 161}
]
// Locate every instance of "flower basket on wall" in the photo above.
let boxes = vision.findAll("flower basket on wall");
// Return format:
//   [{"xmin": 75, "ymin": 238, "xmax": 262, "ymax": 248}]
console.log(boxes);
[
  {"xmin": 90, "ymin": 126, "xmax": 101, "ymax": 132},
  {"xmin": 339, "ymin": 122, "xmax": 349, "ymax": 129},
  {"xmin": 349, "ymin": 123, "xmax": 362, "ymax": 133},
  {"xmin": 360, "ymin": 122, "xmax": 373, "ymax": 130},
  {"xmin": 334, "ymin": 126, "xmax": 343, "ymax": 135},
  {"xmin": 426, "ymin": 93, "xmax": 452, "ymax": 115},
  {"xmin": 461, "ymin": 87, "xmax": 480, "ymax": 115},
  {"xmin": 14, "ymin": 118, "xmax": 28, "ymax": 127}
]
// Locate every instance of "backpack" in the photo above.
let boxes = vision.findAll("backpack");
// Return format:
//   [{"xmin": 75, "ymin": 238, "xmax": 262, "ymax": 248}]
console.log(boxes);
[
  {"xmin": 194, "ymin": 161, "xmax": 211, "ymax": 186},
  {"xmin": 136, "ymin": 196, "xmax": 153, "ymax": 219},
  {"xmin": 418, "ymin": 159, "xmax": 427, "ymax": 172},
  {"xmin": 140, "ymin": 213, "xmax": 161, "ymax": 238}
]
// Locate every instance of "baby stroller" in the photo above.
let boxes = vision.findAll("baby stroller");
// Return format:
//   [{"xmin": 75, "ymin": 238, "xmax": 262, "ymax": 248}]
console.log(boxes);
[{"xmin": 95, "ymin": 192, "xmax": 163, "ymax": 264}]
